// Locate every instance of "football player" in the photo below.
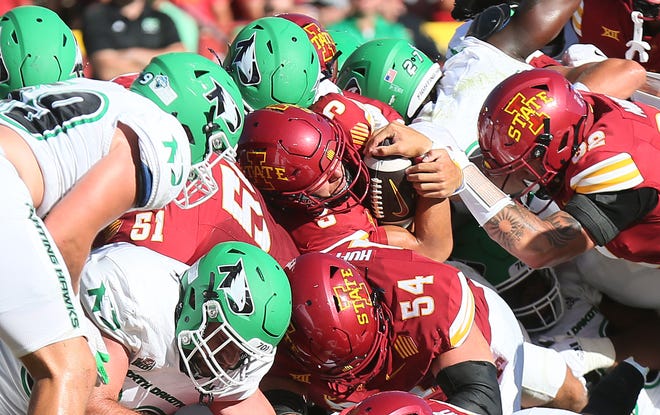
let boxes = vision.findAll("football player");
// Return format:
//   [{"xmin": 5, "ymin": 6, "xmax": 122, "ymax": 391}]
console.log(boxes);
[
  {"xmin": 236, "ymin": 104, "xmax": 461, "ymax": 262},
  {"xmin": 441, "ymin": 68, "xmax": 660, "ymax": 368},
  {"xmin": 94, "ymin": 53, "xmax": 300, "ymax": 269},
  {"xmin": 527, "ymin": 250, "xmax": 660, "ymax": 414},
  {"xmin": 81, "ymin": 241, "xmax": 291, "ymax": 414},
  {"xmin": 338, "ymin": 391, "xmax": 472, "ymax": 415},
  {"xmin": 264, "ymin": 245, "xmax": 525, "ymax": 415},
  {"xmin": 352, "ymin": 0, "xmax": 644, "ymax": 161},
  {"xmin": 0, "ymin": 48, "xmax": 221, "ymax": 413}
]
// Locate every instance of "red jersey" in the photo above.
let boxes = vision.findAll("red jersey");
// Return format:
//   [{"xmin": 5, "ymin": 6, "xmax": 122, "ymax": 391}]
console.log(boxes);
[
  {"xmin": 555, "ymin": 92, "xmax": 660, "ymax": 264},
  {"xmin": 269, "ymin": 240, "xmax": 491, "ymax": 411},
  {"xmin": 96, "ymin": 159, "xmax": 299, "ymax": 267},
  {"xmin": 573, "ymin": 0, "xmax": 660, "ymax": 72},
  {"xmin": 274, "ymin": 196, "xmax": 389, "ymax": 253},
  {"xmin": 290, "ymin": 90, "xmax": 402, "ymax": 253},
  {"xmin": 311, "ymin": 91, "xmax": 403, "ymax": 151}
]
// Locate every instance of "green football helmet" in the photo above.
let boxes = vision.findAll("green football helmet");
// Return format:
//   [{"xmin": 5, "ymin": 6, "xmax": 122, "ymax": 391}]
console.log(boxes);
[
  {"xmin": 130, "ymin": 52, "xmax": 245, "ymax": 209},
  {"xmin": 0, "ymin": 5, "xmax": 83, "ymax": 97},
  {"xmin": 175, "ymin": 241, "xmax": 292, "ymax": 396},
  {"xmin": 326, "ymin": 29, "xmax": 363, "ymax": 72},
  {"xmin": 450, "ymin": 216, "xmax": 564, "ymax": 333},
  {"xmin": 223, "ymin": 16, "xmax": 320, "ymax": 111},
  {"xmin": 336, "ymin": 38, "xmax": 442, "ymax": 123}
]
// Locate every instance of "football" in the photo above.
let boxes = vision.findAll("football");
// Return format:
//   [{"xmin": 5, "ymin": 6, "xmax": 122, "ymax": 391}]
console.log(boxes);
[{"xmin": 364, "ymin": 152, "xmax": 416, "ymax": 227}]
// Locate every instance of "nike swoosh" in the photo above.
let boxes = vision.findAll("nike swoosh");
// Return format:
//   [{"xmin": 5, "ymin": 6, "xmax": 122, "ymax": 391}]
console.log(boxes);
[
  {"xmin": 388, "ymin": 178, "xmax": 410, "ymax": 218},
  {"xmin": 385, "ymin": 363, "xmax": 406, "ymax": 381}
]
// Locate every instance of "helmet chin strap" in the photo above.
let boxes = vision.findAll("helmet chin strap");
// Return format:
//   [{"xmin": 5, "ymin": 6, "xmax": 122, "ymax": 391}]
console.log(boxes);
[{"xmin": 531, "ymin": 118, "xmax": 553, "ymax": 159}]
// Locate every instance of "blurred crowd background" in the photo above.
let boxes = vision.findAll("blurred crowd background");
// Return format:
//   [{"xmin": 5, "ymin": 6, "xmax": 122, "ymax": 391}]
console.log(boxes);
[{"xmin": 0, "ymin": 0, "xmax": 462, "ymax": 80}]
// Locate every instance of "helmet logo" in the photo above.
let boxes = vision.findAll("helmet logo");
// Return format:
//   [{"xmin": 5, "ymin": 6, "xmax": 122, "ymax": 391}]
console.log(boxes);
[
  {"xmin": 302, "ymin": 22, "xmax": 336, "ymax": 64},
  {"xmin": 137, "ymin": 72, "xmax": 178, "ymax": 105},
  {"xmin": 217, "ymin": 258, "xmax": 254, "ymax": 315},
  {"xmin": 503, "ymin": 91, "xmax": 553, "ymax": 142},
  {"xmin": 205, "ymin": 78, "xmax": 242, "ymax": 134},
  {"xmin": 384, "ymin": 68, "xmax": 397, "ymax": 83},
  {"xmin": 231, "ymin": 33, "xmax": 261, "ymax": 86},
  {"xmin": 241, "ymin": 150, "xmax": 288, "ymax": 191},
  {"xmin": 332, "ymin": 267, "xmax": 372, "ymax": 325}
]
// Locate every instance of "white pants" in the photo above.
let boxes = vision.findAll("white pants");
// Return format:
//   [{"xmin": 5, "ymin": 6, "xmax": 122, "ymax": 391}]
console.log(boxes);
[
  {"xmin": 477, "ymin": 280, "xmax": 525, "ymax": 413},
  {"xmin": 0, "ymin": 154, "xmax": 84, "ymax": 357},
  {"xmin": 576, "ymin": 250, "xmax": 660, "ymax": 310}
]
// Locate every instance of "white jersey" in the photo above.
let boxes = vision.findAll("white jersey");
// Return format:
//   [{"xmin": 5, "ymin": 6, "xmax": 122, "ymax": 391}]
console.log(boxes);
[
  {"xmin": 79, "ymin": 243, "xmax": 270, "ymax": 412},
  {"xmin": 0, "ymin": 77, "xmax": 190, "ymax": 217},
  {"xmin": 416, "ymin": 36, "xmax": 532, "ymax": 156}
]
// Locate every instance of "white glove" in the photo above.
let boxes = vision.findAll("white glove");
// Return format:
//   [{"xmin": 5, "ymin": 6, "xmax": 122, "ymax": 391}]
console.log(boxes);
[
  {"xmin": 561, "ymin": 44, "xmax": 608, "ymax": 67},
  {"xmin": 539, "ymin": 335, "xmax": 616, "ymax": 378}
]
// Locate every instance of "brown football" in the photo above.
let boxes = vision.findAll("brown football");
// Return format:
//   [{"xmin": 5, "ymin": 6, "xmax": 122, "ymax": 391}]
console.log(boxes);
[{"xmin": 364, "ymin": 153, "xmax": 416, "ymax": 227}]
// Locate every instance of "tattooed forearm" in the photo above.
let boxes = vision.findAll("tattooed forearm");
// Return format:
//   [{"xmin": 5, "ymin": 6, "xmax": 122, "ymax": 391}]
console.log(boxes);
[
  {"xmin": 544, "ymin": 211, "xmax": 584, "ymax": 246},
  {"xmin": 484, "ymin": 203, "xmax": 532, "ymax": 252},
  {"xmin": 483, "ymin": 203, "xmax": 584, "ymax": 255}
]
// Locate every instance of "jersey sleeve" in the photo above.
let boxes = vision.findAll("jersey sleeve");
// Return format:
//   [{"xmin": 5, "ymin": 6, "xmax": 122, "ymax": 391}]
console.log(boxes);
[
  {"xmin": 119, "ymin": 96, "xmax": 192, "ymax": 211},
  {"xmin": 569, "ymin": 152, "xmax": 644, "ymax": 195}
]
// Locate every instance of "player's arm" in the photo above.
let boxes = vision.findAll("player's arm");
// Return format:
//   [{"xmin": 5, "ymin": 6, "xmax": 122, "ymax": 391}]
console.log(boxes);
[
  {"xmin": 364, "ymin": 125, "xmax": 461, "ymax": 262},
  {"xmin": 364, "ymin": 122, "xmax": 433, "ymax": 158},
  {"xmin": 548, "ymin": 59, "xmax": 647, "ymax": 100},
  {"xmin": 489, "ymin": 0, "xmax": 580, "ymax": 61},
  {"xmin": 44, "ymin": 123, "xmax": 140, "ymax": 292},
  {"xmin": 90, "ymin": 42, "xmax": 186, "ymax": 80},
  {"xmin": 85, "ymin": 334, "xmax": 139, "ymax": 414},
  {"xmin": 385, "ymin": 148, "xmax": 463, "ymax": 262},
  {"xmin": 208, "ymin": 389, "xmax": 277, "ymax": 415},
  {"xmin": 456, "ymin": 163, "xmax": 595, "ymax": 268},
  {"xmin": 431, "ymin": 323, "xmax": 502, "ymax": 415},
  {"xmin": 382, "ymin": 196, "xmax": 454, "ymax": 263}
]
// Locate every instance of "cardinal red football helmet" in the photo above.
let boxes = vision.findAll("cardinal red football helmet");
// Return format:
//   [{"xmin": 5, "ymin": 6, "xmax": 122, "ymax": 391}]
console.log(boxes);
[
  {"xmin": 283, "ymin": 253, "xmax": 390, "ymax": 392},
  {"xmin": 478, "ymin": 69, "xmax": 589, "ymax": 196},
  {"xmin": 278, "ymin": 13, "xmax": 339, "ymax": 81},
  {"xmin": 237, "ymin": 104, "xmax": 368, "ymax": 215}
]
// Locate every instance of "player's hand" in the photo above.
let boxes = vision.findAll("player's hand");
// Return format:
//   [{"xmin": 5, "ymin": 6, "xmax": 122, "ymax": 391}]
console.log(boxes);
[
  {"xmin": 406, "ymin": 149, "xmax": 463, "ymax": 199},
  {"xmin": 365, "ymin": 122, "xmax": 432, "ymax": 158}
]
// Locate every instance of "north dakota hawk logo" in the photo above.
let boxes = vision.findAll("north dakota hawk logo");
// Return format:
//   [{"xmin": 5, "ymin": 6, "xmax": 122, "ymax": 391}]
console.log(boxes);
[
  {"xmin": 217, "ymin": 257, "xmax": 254, "ymax": 315},
  {"xmin": 204, "ymin": 78, "xmax": 243, "ymax": 135},
  {"xmin": 230, "ymin": 33, "xmax": 260, "ymax": 86}
]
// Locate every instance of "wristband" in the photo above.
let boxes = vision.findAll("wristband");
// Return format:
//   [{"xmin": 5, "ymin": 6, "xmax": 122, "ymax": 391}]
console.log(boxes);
[{"xmin": 458, "ymin": 163, "xmax": 514, "ymax": 226}]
